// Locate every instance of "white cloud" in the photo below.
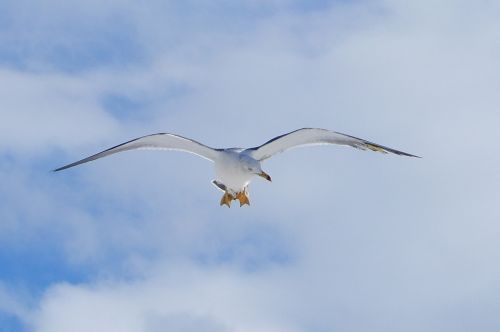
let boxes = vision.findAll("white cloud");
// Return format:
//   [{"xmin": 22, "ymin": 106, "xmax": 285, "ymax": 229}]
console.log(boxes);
[
  {"xmin": 32, "ymin": 264, "xmax": 304, "ymax": 332},
  {"xmin": 0, "ymin": 69, "xmax": 119, "ymax": 153}
]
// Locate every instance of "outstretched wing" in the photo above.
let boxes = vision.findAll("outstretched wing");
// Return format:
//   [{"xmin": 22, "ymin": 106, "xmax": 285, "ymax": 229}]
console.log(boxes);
[
  {"xmin": 54, "ymin": 133, "xmax": 220, "ymax": 171},
  {"xmin": 247, "ymin": 128, "xmax": 420, "ymax": 161}
]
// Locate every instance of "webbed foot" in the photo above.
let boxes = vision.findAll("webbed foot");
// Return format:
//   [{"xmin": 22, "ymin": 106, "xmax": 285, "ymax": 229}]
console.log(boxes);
[
  {"xmin": 236, "ymin": 191, "xmax": 250, "ymax": 207},
  {"xmin": 220, "ymin": 192, "xmax": 234, "ymax": 207}
]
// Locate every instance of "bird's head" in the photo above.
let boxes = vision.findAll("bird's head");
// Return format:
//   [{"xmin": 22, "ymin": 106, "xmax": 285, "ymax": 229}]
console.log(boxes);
[
  {"xmin": 242, "ymin": 158, "xmax": 272, "ymax": 182},
  {"xmin": 256, "ymin": 169, "xmax": 272, "ymax": 182}
]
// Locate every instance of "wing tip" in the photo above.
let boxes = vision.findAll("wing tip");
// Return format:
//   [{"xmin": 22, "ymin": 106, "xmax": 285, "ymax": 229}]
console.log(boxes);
[
  {"xmin": 394, "ymin": 150, "xmax": 422, "ymax": 158},
  {"xmin": 52, "ymin": 165, "xmax": 70, "ymax": 172},
  {"xmin": 52, "ymin": 161, "xmax": 83, "ymax": 172},
  {"xmin": 390, "ymin": 151, "xmax": 422, "ymax": 158},
  {"xmin": 364, "ymin": 143, "xmax": 421, "ymax": 158}
]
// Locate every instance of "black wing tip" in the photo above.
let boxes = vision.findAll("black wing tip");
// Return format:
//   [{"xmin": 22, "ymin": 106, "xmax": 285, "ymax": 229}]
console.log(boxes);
[
  {"xmin": 394, "ymin": 151, "xmax": 421, "ymax": 158},
  {"xmin": 396, "ymin": 150, "xmax": 422, "ymax": 158},
  {"xmin": 52, "ymin": 165, "xmax": 70, "ymax": 172},
  {"xmin": 390, "ymin": 150, "xmax": 422, "ymax": 159},
  {"xmin": 52, "ymin": 160, "xmax": 85, "ymax": 172}
]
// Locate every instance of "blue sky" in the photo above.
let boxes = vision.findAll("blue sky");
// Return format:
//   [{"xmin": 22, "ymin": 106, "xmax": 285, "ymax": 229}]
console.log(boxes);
[{"xmin": 1, "ymin": 0, "xmax": 500, "ymax": 331}]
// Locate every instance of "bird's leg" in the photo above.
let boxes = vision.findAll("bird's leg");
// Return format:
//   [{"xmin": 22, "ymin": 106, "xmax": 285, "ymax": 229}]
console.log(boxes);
[
  {"xmin": 236, "ymin": 189, "xmax": 250, "ymax": 207},
  {"xmin": 220, "ymin": 192, "xmax": 234, "ymax": 208}
]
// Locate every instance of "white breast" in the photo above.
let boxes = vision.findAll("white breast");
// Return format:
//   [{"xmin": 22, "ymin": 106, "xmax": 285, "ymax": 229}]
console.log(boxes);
[{"xmin": 214, "ymin": 150, "xmax": 254, "ymax": 193}]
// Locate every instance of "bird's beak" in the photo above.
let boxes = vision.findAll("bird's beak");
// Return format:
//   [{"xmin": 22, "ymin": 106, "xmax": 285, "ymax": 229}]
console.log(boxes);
[{"xmin": 258, "ymin": 171, "xmax": 272, "ymax": 182}]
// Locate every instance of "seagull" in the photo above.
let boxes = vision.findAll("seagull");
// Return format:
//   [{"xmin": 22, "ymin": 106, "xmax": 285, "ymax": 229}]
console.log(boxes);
[{"xmin": 54, "ymin": 128, "xmax": 419, "ymax": 207}]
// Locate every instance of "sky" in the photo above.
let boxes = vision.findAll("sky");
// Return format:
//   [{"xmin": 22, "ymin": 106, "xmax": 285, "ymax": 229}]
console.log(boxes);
[{"xmin": 1, "ymin": 0, "xmax": 500, "ymax": 331}]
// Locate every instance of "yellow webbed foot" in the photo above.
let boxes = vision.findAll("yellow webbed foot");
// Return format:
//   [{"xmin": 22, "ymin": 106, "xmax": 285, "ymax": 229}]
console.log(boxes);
[
  {"xmin": 236, "ymin": 191, "xmax": 250, "ymax": 207},
  {"xmin": 220, "ymin": 192, "xmax": 234, "ymax": 208}
]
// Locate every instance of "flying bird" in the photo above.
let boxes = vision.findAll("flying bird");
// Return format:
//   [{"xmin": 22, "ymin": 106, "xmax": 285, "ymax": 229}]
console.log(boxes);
[{"xmin": 54, "ymin": 128, "xmax": 419, "ymax": 207}]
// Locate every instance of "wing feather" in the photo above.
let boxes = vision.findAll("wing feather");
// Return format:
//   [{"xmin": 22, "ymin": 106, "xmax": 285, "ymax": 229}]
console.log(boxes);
[
  {"xmin": 54, "ymin": 133, "xmax": 219, "ymax": 171},
  {"xmin": 247, "ymin": 128, "xmax": 420, "ymax": 161}
]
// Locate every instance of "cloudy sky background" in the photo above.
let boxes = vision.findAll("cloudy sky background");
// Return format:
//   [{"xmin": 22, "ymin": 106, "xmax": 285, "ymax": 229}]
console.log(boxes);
[{"xmin": 1, "ymin": 0, "xmax": 500, "ymax": 331}]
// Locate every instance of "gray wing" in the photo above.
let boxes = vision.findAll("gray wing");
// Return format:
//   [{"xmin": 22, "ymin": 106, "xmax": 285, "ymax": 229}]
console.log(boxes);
[
  {"xmin": 54, "ymin": 133, "xmax": 220, "ymax": 172},
  {"xmin": 247, "ymin": 128, "xmax": 420, "ymax": 161}
]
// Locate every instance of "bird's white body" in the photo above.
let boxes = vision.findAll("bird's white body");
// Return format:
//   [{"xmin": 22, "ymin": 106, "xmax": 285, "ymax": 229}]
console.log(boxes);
[
  {"xmin": 214, "ymin": 149, "xmax": 261, "ymax": 194},
  {"xmin": 54, "ymin": 128, "xmax": 419, "ymax": 207}
]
